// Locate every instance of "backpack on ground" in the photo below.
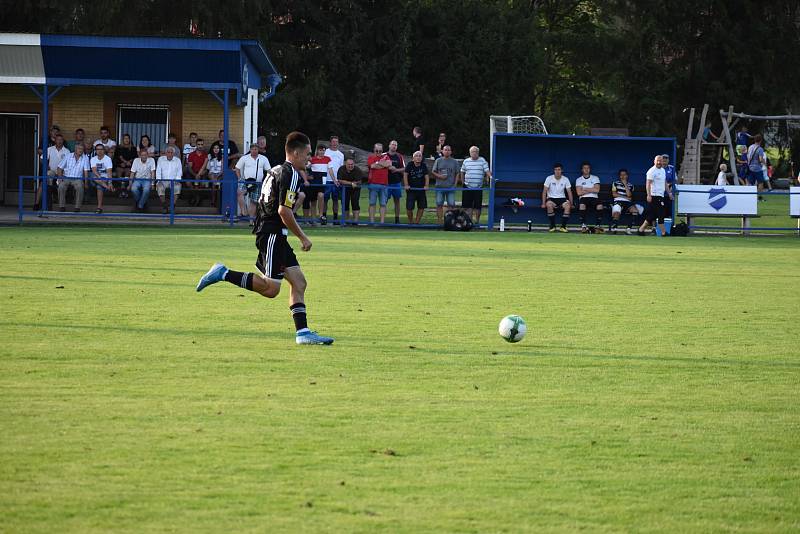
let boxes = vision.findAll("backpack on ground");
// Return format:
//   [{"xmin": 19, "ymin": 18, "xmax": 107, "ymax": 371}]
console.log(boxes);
[{"xmin": 443, "ymin": 209, "xmax": 474, "ymax": 231}]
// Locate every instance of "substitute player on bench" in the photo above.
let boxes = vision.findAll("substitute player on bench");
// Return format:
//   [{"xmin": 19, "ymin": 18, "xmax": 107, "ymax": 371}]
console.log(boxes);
[
  {"xmin": 196, "ymin": 131, "xmax": 334, "ymax": 345},
  {"xmin": 541, "ymin": 163, "xmax": 573, "ymax": 232},
  {"xmin": 609, "ymin": 168, "xmax": 639, "ymax": 234}
]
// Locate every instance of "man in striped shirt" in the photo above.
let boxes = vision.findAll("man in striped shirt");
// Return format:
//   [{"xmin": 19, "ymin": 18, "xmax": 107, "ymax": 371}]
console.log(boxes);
[
  {"xmin": 458, "ymin": 146, "xmax": 491, "ymax": 224},
  {"xmin": 56, "ymin": 143, "xmax": 89, "ymax": 212}
]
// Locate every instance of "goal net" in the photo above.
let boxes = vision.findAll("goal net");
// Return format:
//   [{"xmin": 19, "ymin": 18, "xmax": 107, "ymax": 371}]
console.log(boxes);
[{"xmin": 490, "ymin": 115, "xmax": 548, "ymax": 136}]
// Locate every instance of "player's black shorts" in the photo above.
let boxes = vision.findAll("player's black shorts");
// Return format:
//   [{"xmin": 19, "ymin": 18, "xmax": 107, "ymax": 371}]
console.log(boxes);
[
  {"xmin": 406, "ymin": 189, "xmax": 427, "ymax": 210},
  {"xmin": 645, "ymin": 195, "xmax": 666, "ymax": 224},
  {"xmin": 546, "ymin": 197, "xmax": 569, "ymax": 209},
  {"xmin": 255, "ymin": 231, "xmax": 299, "ymax": 281},
  {"xmin": 462, "ymin": 188, "xmax": 483, "ymax": 210},
  {"xmin": 579, "ymin": 196, "xmax": 602, "ymax": 209}
]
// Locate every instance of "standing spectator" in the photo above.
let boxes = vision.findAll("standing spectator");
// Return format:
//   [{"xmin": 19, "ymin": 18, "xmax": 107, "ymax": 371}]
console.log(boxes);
[
  {"xmin": 459, "ymin": 146, "xmax": 491, "ymax": 225},
  {"xmin": 34, "ymin": 133, "xmax": 70, "ymax": 210},
  {"xmin": 409, "ymin": 126, "xmax": 425, "ymax": 156},
  {"xmin": 575, "ymin": 161, "xmax": 604, "ymax": 233},
  {"xmin": 638, "ymin": 155, "xmax": 669, "ymax": 236},
  {"xmin": 661, "ymin": 154, "xmax": 676, "ymax": 220},
  {"xmin": 186, "ymin": 137, "xmax": 209, "ymax": 207},
  {"xmin": 182, "ymin": 132, "xmax": 198, "ymax": 159},
  {"xmin": 156, "ymin": 146, "xmax": 183, "ymax": 214},
  {"xmin": 386, "ymin": 140, "xmax": 405, "ymax": 224},
  {"xmin": 128, "ymin": 147, "xmax": 156, "ymax": 212},
  {"xmin": 541, "ymin": 163, "xmax": 573, "ymax": 232},
  {"xmin": 735, "ymin": 125, "xmax": 752, "ymax": 154},
  {"xmin": 367, "ymin": 142, "xmax": 391, "ymax": 224},
  {"xmin": 90, "ymin": 143, "xmax": 114, "ymax": 214},
  {"xmin": 206, "ymin": 143, "xmax": 224, "ymax": 208},
  {"xmin": 324, "ymin": 136, "xmax": 345, "ymax": 223},
  {"xmin": 307, "ymin": 145, "xmax": 331, "ymax": 224},
  {"xmin": 256, "ymin": 135, "xmax": 269, "ymax": 158},
  {"xmin": 716, "ymin": 163, "xmax": 729, "ymax": 186},
  {"xmin": 609, "ymin": 168, "xmax": 638, "ymax": 234},
  {"xmin": 114, "ymin": 133, "xmax": 137, "ymax": 198},
  {"xmin": 735, "ymin": 146, "xmax": 748, "ymax": 185},
  {"xmin": 235, "ymin": 143, "xmax": 270, "ymax": 220},
  {"xmin": 211, "ymin": 129, "xmax": 241, "ymax": 167},
  {"xmin": 139, "ymin": 134, "xmax": 156, "ymax": 157},
  {"xmin": 702, "ymin": 121, "xmax": 718, "ymax": 142},
  {"xmin": 56, "ymin": 142, "xmax": 89, "ymax": 212},
  {"xmin": 337, "ymin": 156, "xmax": 364, "ymax": 223},
  {"xmin": 165, "ymin": 133, "xmax": 182, "ymax": 164},
  {"xmin": 434, "ymin": 132, "xmax": 447, "ymax": 159},
  {"xmin": 746, "ymin": 134, "xmax": 767, "ymax": 196},
  {"xmin": 431, "ymin": 145, "xmax": 459, "ymax": 225},
  {"xmin": 403, "ymin": 151, "xmax": 430, "ymax": 224},
  {"xmin": 66, "ymin": 128, "xmax": 85, "ymax": 152},
  {"xmin": 761, "ymin": 152, "xmax": 773, "ymax": 193},
  {"xmin": 93, "ymin": 125, "xmax": 117, "ymax": 151}
]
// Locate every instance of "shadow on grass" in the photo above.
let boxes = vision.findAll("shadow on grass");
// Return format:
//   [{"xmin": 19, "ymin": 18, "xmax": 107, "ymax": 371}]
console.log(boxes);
[{"xmin": 0, "ymin": 321, "xmax": 289, "ymax": 340}]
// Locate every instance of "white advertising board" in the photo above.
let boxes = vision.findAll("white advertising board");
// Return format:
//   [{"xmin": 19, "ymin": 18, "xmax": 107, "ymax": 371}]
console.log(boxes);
[
  {"xmin": 676, "ymin": 185, "xmax": 758, "ymax": 216},
  {"xmin": 790, "ymin": 187, "xmax": 800, "ymax": 217}
]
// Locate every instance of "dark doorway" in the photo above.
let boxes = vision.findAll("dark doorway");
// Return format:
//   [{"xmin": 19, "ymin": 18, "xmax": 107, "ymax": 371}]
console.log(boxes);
[{"xmin": 0, "ymin": 114, "xmax": 38, "ymax": 205}]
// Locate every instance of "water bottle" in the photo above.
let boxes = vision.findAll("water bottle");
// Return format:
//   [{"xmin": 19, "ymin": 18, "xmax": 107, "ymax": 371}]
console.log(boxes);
[
  {"xmin": 527, "ymin": 220, "xmax": 532, "ymax": 232},
  {"xmin": 499, "ymin": 217, "xmax": 505, "ymax": 232}
]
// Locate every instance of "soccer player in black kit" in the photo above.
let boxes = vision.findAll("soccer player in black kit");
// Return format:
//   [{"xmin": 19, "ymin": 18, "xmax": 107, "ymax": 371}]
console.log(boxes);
[{"xmin": 196, "ymin": 131, "xmax": 334, "ymax": 345}]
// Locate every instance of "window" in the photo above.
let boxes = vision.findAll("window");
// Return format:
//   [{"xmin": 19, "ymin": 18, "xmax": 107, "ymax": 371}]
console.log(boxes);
[{"xmin": 117, "ymin": 105, "xmax": 170, "ymax": 154}]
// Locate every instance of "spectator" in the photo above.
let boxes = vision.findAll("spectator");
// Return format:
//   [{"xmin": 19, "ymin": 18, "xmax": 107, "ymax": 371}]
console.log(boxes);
[
  {"xmin": 609, "ymin": 168, "xmax": 639, "ymax": 234},
  {"xmin": 434, "ymin": 132, "xmax": 447, "ymax": 159},
  {"xmin": 403, "ymin": 150, "xmax": 430, "ymax": 224},
  {"xmin": 56, "ymin": 142, "xmax": 89, "ymax": 212},
  {"xmin": 114, "ymin": 133, "xmax": 137, "ymax": 198},
  {"xmin": 128, "ymin": 147, "xmax": 156, "ymax": 212},
  {"xmin": 66, "ymin": 128, "xmax": 85, "ymax": 152},
  {"xmin": 210, "ymin": 129, "xmax": 241, "ymax": 166},
  {"xmin": 139, "ymin": 134, "xmax": 156, "ymax": 157},
  {"xmin": 306, "ymin": 145, "xmax": 331, "ymax": 224},
  {"xmin": 409, "ymin": 126, "xmax": 425, "ymax": 156},
  {"xmin": 661, "ymin": 154, "xmax": 675, "ymax": 221},
  {"xmin": 367, "ymin": 142, "xmax": 391, "ymax": 224},
  {"xmin": 156, "ymin": 146, "xmax": 183, "ymax": 214},
  {"xmin": 735, "ymin": 146, "xmax": 748, "ymax": 185},
  {"xmin": 47, "ymin": 125, "xmax": 61, "ymax": 147},
  {"xmin": 541, "ymin": 163, "xmax": 573, "ymax": 232},
  {"xmin": 34, "ymin": 133, "xmax": 70, "ymax": 210},
  {"xmin": 337, "ymin": 155, "xmax": 364, "ymax": 223},
  {"xmin": 746, "ymin": 134, "xmax": 767, "ymax": 197},
  {"xmin": 386, "ymin": 140, "xmax": 405, "ymax": 224},
  {"xmin": 431, "ymin": 144, "xmax": 459, "ymax": 224},
  {"xmin": 735, "ymin": 125, "xmax": 752, "ymax": 153},
  {"xmin": 761, "ymin": 152, "xmax": 773, "ymax": 193},
  {"xmin": 575, "ymin": 161, "xmax": 604, "ymax": 233},
  {"xmin": 90, "ymin": 143, "xmax": 114, "ymax": 214},
  {"xmin": 702, "ymin": 121, "xmax": 718, "ymax": 142},
  {"xmin": 235, "ymin": 144, "xmax": 270, "ymax": 221},
  {"xmin": 638, "ymin": 155, "xmax": 668, "ymax": 236},
  {"xmin": 182, "ymin": 132, "xmax": 198, "ymax": 159},
  {"xmin": 324, "ymin": 136, "xmax": 345, "ymax": 223},
  {"xmin": 459, "ymin": 146, "xmax": 491, "ymax": 225},
  {"xmin": 206, "ymin": 143, "xmax": 224, "ymax": 207},
  {"xmin": 93, "ymin": 125, "xmax": 117, "ymax": 151},
  {"xmin": 256, "ymin": 135, "xmax": 269, "ymax": 158},
  {"xmin": 716, "ymin": 163, "xmax": 729, "ymax": 186},
  {"xmin": 165, "ymin": 133, "xmax": 182, "ymax": 163},
  {"xmin": 186, "ymin": 137, "xmax": 209, "ymax": 207}
]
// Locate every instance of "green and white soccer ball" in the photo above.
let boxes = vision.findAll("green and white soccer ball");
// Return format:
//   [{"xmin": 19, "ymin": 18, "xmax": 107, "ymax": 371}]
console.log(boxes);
[{"xmin": 498, "ymin": 315, "xmax": 526, "ymax": 343}]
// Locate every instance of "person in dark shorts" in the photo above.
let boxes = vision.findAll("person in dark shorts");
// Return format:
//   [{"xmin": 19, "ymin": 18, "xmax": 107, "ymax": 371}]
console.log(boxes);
[
  {"xmin": 608, "ymin": 168, "xmax": 639, "ymax": 234},
  {"xmin": 540, "ymin": 163, "xmax": 573, "ymax": 232},
  {"xmin": 196, "ymin": 131, "xmax": 334, "ymax": 345},
  {"xmin": 638, "ymin": 155, "xmax": 668, "ymax": 236},
  {"xmin": 403, "ymin": 150, "xmax": 430, "ymax": 224},
  {"xmin": 386, "ymin": 140, "xmax": 405, "ymax": 224}
]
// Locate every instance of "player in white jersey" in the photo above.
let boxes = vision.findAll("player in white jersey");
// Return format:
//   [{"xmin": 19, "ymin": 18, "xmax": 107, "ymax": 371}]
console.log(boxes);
[
  {"xmin": 575, "ymin": 161, "xmax": 605, "ymax": 233},
  {"xmin": 540, "ymin": 163, "xmax": 573, "ymax": 232}
]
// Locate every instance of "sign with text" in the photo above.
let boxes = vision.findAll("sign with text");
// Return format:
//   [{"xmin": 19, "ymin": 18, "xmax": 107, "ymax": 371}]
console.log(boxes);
[
  {"xmin": 676, "ymin": 185, "xmax": 758, "ymax": 216},
  {"xmin": 791, "ymin": 187, "xmax": 800, "ymax": 217}
]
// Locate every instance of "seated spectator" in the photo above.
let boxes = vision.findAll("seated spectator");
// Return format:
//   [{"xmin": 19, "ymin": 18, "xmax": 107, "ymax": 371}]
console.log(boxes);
[
  {"xmin": 210, "ymin": 129, "xmax": 241, "ymax": 167},
  {"xmin": 459, "ymin": 146, "xmax": 491, "ymax": 225},
  {"xmin": 93, "ymin": 125, "xmax": 117, "ymax": 151},
  {"xmin": 90, "ymin": 143, "xmax": 114, "ymax": 214},
  {"xmin": 609, "ymin": 168, "xmax": 639, "ymax": 234},
  {"xmin": 337, "ymin": 156, "xmax": 364, "ymax": 223},
  {"xmin": 541, "ymin": 163, "xmax": 573, "ymax": 232},
  {"xmin": 182, "ymin": 132, "xmax": 198, "ymax": 159},
  {"xmin": 308, "ymin": 145, "xmax": 332, "ymax": 224},
  {"xmin": 235, "ymin": 144, "xmax": 270, "ymax": 221},
  {"xmin": 66, "ymin": 128, "xmax": 85, "ymax": 152},
  {"xmin": 156, "ymin": 146, "xmax": 183, "ymax": 214},
  {"xmin": 165, "ymin": 132, "xmax": 182, "ymax": 163},
  {"xmin": 367, "ymin": 142, "xmax": 392, "ymax": 224},
  {"xmin": 185, "ymin": 137, "xmax": 209, "ymax": 207},
  {"xmin": 139, "ymin": 134, "xmax": 156, "ymax": 158},
  {"xmin": 206, "ymin": 143, "xmax": 224, "ymax": 208},
  {"xmin": 129, "ymin": 147, "xmax": 156, "ymax": 212},
  {"xmin": 115, "ymin": 133, "xmax": 137, "ymax": 198},
  {"xmin": 432, "ymin": 145, "xmax": 459, "ymax": 225},
  {"xmin": 575, "ymin": 161, "xmax": 604, "ymax": 233},
  {"xmin": 403, "ymin": 150, "xmax": 429, "ymax": 225},
  {"xmin": 716, "ymin": 163, "xmax": 729, "ymax": 186},
  {"xmin": 56, "ymin": 142, "xmax": 89, "ymax": 212}
]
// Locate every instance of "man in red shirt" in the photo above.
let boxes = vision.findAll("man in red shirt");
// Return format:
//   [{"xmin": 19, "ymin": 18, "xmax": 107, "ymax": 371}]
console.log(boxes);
[
  {"xmin": 367, "ymin": 142, "xmax": 391, "ymax": 224},
  {"xmin": 185, "ymin": 137, "xmax": 208, "ymax": 206}
]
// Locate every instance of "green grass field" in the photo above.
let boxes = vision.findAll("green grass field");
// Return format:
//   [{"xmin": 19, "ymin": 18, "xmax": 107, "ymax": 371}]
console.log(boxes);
[{"xmin": 1, "ymin": 226, "xmax": 799, "ymax": 532}]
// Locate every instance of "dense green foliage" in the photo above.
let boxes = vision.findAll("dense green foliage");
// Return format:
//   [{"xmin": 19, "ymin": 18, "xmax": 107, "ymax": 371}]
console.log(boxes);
[
  {"xmin": 3, "ymin": 1, "xmax": 800, "ymax": 155},
  {"xmin": 1, "ymin": 226, "xmax": 799, "ymax": 531}
]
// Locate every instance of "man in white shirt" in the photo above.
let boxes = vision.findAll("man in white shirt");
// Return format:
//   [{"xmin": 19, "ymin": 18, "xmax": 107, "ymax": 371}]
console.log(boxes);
[
  {"xmin": 93, "ymin": 125, "xmax": 117, "ymax": 151},
  {"xmin": 36, "ymin": 133, "xmax": 71, "ymax": 211},
  {"xmin": 323, "ymin": 136, "xmax": 345, "ymax": 223},
  {"xmin": 182, "ymin": 132, "xmax": 198, "ymax": 159},
  {"xmin": 235, "ymin": 144, "xmax": 270, "ymax": 221},
  {"xmin": 575, "ymin": 161, "xmax": 605, "ymax": 233},
  {"xmin": 540, "ymin": 163, "xmax": 574, "ymax": 232},
  {"xmin": 156, "ymin": 146, "xmax": 184, "ymax": 214},
  {"xmin": 56, "ymin": 142, "xmax": 89, "ymax": 212},
  {"xmin": 129, "ymin": 147, "xmax": 156, "ymax": 212},
  {"xmin": 638, "ymin": 155, "xmax": 669, "ymax": 236},
  {"xmin": 90, "ymin": 143, "xmax": 114, "ymax": 213}
]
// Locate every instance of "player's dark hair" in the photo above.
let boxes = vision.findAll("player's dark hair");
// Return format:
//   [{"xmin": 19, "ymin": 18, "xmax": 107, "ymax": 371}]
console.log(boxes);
[
  {"xmin": 100, "ymin": 125, "xmax": 109, "ymax": 132},
  {"xmin": 618, "ymin": 168, "xmax": 628, "ymax": 175},
  {"xmin": 553, "ymin": 162, "xmax": 563, "ymax": 170},
  {"xmin": 580, "ymin": 160, "xmax": 590, "ymax": 168},
  {"xmin": 285, "ymin": 131, "xmax": 310, "ymax": 153}
]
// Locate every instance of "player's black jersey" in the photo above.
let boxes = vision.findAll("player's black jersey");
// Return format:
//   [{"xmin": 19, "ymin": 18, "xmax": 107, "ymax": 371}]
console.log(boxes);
[
  {"xmin": 255, "ymin": 161, "xmax": 300, "ymax": 235},
  {"xmin": 611, "ymin": 179, "xmax": 633, "ymax": 201}
]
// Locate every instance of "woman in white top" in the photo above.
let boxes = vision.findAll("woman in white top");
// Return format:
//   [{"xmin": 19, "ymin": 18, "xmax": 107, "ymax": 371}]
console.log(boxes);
[{"xmin": 716, "ymin": 163, "xmax": 728, "ymax": 186}]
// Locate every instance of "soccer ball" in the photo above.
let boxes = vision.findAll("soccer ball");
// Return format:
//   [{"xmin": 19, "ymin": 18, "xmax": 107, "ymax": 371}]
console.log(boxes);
[{"xmin": 498, "ymin": 315, "xmax": 526, "ymax": 343}]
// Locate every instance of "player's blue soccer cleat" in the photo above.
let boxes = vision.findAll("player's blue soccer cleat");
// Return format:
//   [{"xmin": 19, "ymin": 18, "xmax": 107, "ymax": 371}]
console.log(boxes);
[
  {"xmin": 196, "ymin": 262, "xmax": 228, "ymax": 292},
  {"xmin": 295, "ymin": 330, "xmax": 334, "ymax": 345}
]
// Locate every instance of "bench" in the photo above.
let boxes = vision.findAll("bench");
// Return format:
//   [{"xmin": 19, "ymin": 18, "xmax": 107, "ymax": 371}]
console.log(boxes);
[{"xmin": 679, "ymin": 212, "xmax": 761, "ymax": 234}]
